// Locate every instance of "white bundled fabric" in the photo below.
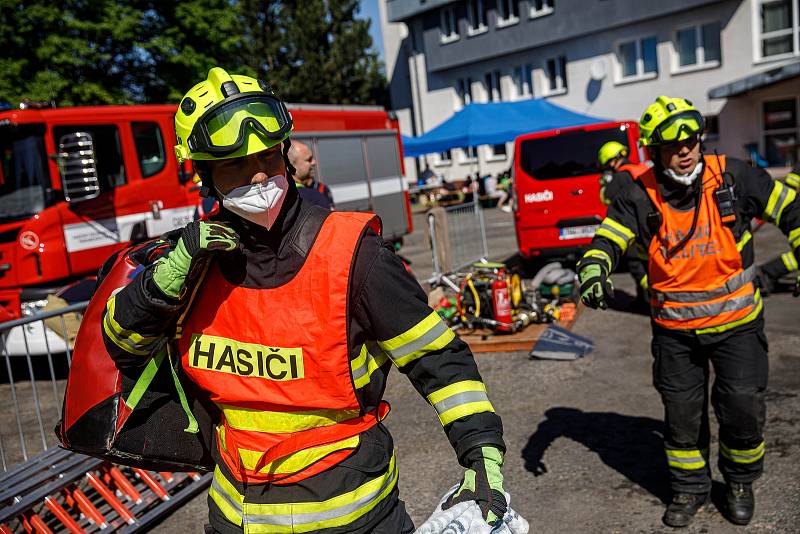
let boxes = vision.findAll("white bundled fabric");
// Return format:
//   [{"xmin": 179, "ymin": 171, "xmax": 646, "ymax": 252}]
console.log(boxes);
[{"xmin": 415, "ymin": 486, "xmax": 529, "ymax": 534}]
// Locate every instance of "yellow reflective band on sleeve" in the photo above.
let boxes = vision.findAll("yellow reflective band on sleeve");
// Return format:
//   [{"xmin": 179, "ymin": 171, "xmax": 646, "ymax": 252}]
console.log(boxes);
[
  {"xmin": 695, "ymin": 290, "xmax": 762, "ymax": 335},
  {"xmin": 786, "ymin": 172, "xmax": 800, "ymax": 190},
  {"xmin": 736, "ymin": 230, "xmax": 752, "ymax": 252},
  {"xmin": 665, "ymin": 448, "xmax": 707, "ymax": 470},
  {"xmin": 639, "ymin": 274, "xmax": 649, "ymax": 290},
  {"xmin": 221, "ymin": 406, "xmax": 360, "ymax": 434},
  {"xmin": 720, "ymin": 441, "xmax": 765, "ymax": 464},
  {"xmin": 789, "ymin": 227, "xmax": 800, "ymax": 251},
  {"xmin": 378, "ymin": 311, "xmax": 456, "ymax": 368},
  {"xmin": 242, "ymin": 454, "xmax": 399, "ymax": 533},
  {"xmin": 595, "ymin": 217, "xmax": 634, "ymax": 252},
  {"xmin": 764, "ymin": 181, "xmax": 796, "ymax": 225},
  {"xmin": 426, "ymin": 380, "xmax": 495, "ymax": 426},
  {"xmin": 582, "ymin": 249, "xmax": 612, "ymax": 272},
  {"xmin": 237, "ymin": 435, "xmax": 360, "ymax": 475},
  {"xmin": 102, "ymin": 295, "xmax": 160, "ymax": 356},
  {"xmin": 781, "ymin": 251, "xmax": 799, "ymax": 272},
  {"xmin": 351, "ymin": 343, "xmax": 389, "ymax": 389}
]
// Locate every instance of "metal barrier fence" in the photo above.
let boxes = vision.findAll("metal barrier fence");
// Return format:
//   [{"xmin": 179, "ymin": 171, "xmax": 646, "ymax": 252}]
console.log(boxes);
[
  {"xmin": 0, "ymin": 302, "xmax": 213, "ymax": 532},
  {"xmin": 0, "ymin": 302, "xmax": 87, "ymax": 471},
  {"xmin": 427, "ymin": 191, "xmax": 489, "ymax": 280}
]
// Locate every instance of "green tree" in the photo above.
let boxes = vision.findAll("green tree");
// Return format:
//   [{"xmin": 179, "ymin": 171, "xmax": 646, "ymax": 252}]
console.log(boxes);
[{"xmin": 0, "ymin": 0, "xmax": 386, "ymax": 107}]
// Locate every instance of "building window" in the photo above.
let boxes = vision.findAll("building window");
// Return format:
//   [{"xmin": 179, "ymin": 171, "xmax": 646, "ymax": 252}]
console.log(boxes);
[
  {"xmin": 763, "ymin": 98, "xmax": 799, "ymax": 166},
  {"xmin": 543, "ymin": 55, "xmax": 567, "ymax": 95},
  {"xmin": 497, "ymin": 0, "xmax": 520, "ymax": 27},
  {"xmin": 673, "ymin": 22, "xmax": 721, "ymax": 72},
  {"xmin": 467, "ymin": 0, "xmax": 487, "ymax": 35},
  {"xmin": 530, "ymin": 0, "xmax": 554, "ymax": 19},
  {"xmin": 456, "ymin": 77, "xmax": 473, "ymax": 108},
  {"xmin": 460, "ymin": 146, "xmax": 478, "ymax": 163},
  {"xmin": 437, "ymin": 150, "xmax": 452, "ymax": 166},
  {"xmin": 484, "ymin": 70, "xmax": 501, "ymax": 102},
  {"xmin": 440, "ymin": 6, "xmax": 459, "ymax": 44},
  {"xmin": 616, "ymin": 36, "xmax": 658, "ymax": 82},
  {"xmin": 512, "ymin": 64, "xmax": 533, "ymax": 98},
  {"xmin": 703, "ymin": 115, "xmax": 720, "ymax": 141},
  {"xmin": 755, "ymin": 0, "xmax": 799, "ymax": 60},
  {"xmin": 489, "ymin": 143, "xmax": 508, "ymax": 160}
]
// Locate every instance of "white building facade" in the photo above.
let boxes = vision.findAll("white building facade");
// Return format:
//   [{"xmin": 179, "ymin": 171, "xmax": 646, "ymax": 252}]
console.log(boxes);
[{"xmin": 379, "ymin": 0, "xmax": 800, "ymax": 184}]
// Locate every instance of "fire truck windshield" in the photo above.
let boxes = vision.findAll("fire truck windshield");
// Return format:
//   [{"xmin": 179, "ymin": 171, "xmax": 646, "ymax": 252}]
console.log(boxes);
[{"xmin": 0, "ymin": 123, "xmax": 49, "ymax": 223}]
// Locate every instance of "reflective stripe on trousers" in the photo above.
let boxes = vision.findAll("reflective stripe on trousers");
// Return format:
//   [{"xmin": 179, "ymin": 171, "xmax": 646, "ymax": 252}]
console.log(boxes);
[
  {"xmin": 665, "ymin": 448, "xmax": 708, "ymax": 470},
  {"xmin": 720, "ymin": 441, "xmax": 765, "ymax": 464},
  {"xmin": 209, "ymin": 454, "xmax": 399, "ymax": 533}
]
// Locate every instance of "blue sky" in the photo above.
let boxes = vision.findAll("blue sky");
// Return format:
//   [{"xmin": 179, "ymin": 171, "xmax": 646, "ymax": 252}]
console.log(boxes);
[{"xmin": 360, "ymin": 0, "xmax": 385, "ymax": 62}]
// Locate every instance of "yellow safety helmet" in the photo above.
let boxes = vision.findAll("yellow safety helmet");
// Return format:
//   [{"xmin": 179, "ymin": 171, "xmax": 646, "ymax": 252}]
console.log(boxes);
[
  {"xmin": 174, "ymin": 67, "xmax": 293, "ymax": 163},
  {"xmin": 639, "ymin": 96, "xmax": 704, "ymax": 147},
  {"xmin": 598, "ymin": 141, "xmax": 628, "ymax": 167}
]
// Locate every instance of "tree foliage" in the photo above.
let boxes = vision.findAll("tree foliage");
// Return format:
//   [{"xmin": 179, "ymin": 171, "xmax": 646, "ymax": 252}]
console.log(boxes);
[{"xmin": 0, "ymin": 0, "xmax": 386, "ymax": 106}]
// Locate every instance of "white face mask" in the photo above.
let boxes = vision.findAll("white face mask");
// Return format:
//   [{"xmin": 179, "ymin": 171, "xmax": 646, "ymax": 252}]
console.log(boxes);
[
  {"xmin": 664, "ymin": 161, "xmax": 703, "ymax": 186},
  {"xmin": 217, "ymin": 174, "xmax": 289, "ymax": 229}
]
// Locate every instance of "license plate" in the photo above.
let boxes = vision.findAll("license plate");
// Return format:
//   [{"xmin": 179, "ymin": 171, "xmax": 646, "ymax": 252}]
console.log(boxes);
[{"xmin": 559, "ymin": 224, "xmax": 598, "ymax": 240}]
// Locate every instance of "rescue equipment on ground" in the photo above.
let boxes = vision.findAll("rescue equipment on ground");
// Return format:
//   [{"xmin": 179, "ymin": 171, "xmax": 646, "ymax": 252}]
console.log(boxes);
[
  {"xmin": 57, "ymin": 237, "xmax": 219, "ymax": 472},
  {"xmin": 432, "ymin": 261, "xmax": 577, "ymax": 334},
  {"xmin": 529, "ymin": 325, "xmax": 594, "ymax": 361},
  {"xmin": 415, "ymin": 485, "xmax": 529, "ymax": 534}
]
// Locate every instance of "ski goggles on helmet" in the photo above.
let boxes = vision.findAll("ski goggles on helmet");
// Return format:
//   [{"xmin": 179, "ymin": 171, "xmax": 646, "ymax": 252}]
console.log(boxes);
[
  {"xmin": 186, "ymin": 92, "xmax": 293, "ymax": 156},
  {"xmin": 647, "ymin": 110, "xmax": 704, "ymax": 146}
]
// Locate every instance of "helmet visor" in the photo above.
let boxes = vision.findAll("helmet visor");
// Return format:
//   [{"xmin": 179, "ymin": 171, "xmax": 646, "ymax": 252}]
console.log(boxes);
[
  {"xmin": 650, "ymin": 110, "xmax": 704, "ymax": 145},
  {"xmin": 188, "ymin": 93, "xmax": 292, "ymax": 156}
]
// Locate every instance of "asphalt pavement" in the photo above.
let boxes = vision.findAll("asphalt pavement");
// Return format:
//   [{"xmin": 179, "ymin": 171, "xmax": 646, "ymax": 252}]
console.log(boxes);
[{"xmin": 156, "ymin": 209, "xmax": 800, "ymax": 533}]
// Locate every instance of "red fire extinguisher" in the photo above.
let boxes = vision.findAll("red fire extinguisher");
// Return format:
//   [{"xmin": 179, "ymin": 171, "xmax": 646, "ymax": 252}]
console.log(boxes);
[{"xmin": 492, "ymin": 273, "xmax": 513, "ymax": 333}]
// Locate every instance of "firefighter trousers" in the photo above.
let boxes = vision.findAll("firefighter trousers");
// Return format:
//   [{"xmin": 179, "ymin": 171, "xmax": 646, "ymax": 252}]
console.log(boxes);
[{"xmin": 651, "ymin": 322, "xmax": 768, "ymax": 494}]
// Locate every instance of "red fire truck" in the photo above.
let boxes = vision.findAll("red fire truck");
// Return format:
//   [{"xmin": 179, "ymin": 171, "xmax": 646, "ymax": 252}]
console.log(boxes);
[
  {"xmin": 512, "ymin": 120, "xmax": 644, "ymax": 261},
  {"xmin": 0, "ymin": 103, "xmax": 411, "ymax": 352}
]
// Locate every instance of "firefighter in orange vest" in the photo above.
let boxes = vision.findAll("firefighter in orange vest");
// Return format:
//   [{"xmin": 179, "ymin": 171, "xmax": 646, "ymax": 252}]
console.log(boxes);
[
  {"xmin": 100, "ymin": 68, "xmax": 507, "ymax": 533},
  {"xmin": 578, "ymin": 96, "xmax": 800, "ymax": 528}
]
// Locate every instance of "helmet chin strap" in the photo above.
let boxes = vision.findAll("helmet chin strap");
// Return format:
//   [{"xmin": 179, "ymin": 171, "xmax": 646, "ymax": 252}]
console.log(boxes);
[{"xmin": 664, "ymin": 160, "xmax": 703, "ymax": 186}]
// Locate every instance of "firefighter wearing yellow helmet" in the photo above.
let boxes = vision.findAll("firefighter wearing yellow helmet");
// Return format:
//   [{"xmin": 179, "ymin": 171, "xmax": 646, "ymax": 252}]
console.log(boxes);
[
  {"xmin": 579, "ymin": 96, "xmax": 800, "ymax": 528},
  {"xmin": 101, "ymin": 67, "xmax": 510, "ymax": 532}
]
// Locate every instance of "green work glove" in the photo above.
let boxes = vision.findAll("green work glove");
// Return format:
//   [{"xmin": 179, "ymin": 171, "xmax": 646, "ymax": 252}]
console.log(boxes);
[
  {"xmin": 579, "ymin": 263, "xmax": 614, "ymax": 309},
  {"xmin": 152, "ymin": 221, "xmax": 239, "ymax": 299},
  {"xmin": 443, "ymin": 446, "xmax": 506, "ymax": 525}
]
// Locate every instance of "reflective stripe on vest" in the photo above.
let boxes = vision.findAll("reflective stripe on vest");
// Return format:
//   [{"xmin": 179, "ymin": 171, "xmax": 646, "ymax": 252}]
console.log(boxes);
[
  {"xmin": 209, "ymin": 453, "xmax": 399, "ymax": 533},
  {"xmin": 640, "ymin": 155, "xmax": 759, "ymax": 331},
  {"xmin": 179, "ymin": 212, "xmax": 387, "ymax": 484},
  {"xmin": 651, "ymin": 264, "xmax": 756, "ymax": 304}
]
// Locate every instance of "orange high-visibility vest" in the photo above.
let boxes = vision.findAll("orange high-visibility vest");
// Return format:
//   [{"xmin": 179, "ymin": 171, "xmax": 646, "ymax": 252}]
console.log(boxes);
[
  {"xmin": 618, "ymin": 162, "xmax": 651, "ymax": 178},
  {"xmin": 178, "ymin": 212, "xmax": 389, "ymax": 485},
  {"xmin": 637, "ymin": 155, "xmax": 757, "ymax": 330}
]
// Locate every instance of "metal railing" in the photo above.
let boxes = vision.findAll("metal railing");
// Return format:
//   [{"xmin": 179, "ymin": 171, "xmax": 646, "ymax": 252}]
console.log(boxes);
[
  {"xmin": 0, "ymin": 301, "xmax": 87, "ymax": 471},
  {"xmin": 427, "ymin": 190, "xmax": 490, "ymax": 281}
]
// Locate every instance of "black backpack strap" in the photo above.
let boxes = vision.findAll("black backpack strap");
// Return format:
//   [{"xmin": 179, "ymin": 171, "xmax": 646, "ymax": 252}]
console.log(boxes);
[{"xmin": 289, "ymin": 206, "xmax": 331, "ymax": 258}]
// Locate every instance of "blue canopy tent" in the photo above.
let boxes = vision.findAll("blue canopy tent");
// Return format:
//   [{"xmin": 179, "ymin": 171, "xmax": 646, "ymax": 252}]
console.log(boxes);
[{"xmin": 402, "ymin": 99, "xmax": 606, "ymax": 158}]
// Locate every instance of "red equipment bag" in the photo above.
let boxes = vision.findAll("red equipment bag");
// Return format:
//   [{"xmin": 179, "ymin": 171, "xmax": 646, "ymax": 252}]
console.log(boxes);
[{"xmin": 56, "ymin": 237, "xmax": 217, "ymax": 472}]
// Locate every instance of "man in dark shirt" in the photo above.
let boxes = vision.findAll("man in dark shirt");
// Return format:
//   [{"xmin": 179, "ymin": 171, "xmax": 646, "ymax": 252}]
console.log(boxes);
[{"xmin": 288, "ymin": 140, "xmax": 334, "ymax": 207}]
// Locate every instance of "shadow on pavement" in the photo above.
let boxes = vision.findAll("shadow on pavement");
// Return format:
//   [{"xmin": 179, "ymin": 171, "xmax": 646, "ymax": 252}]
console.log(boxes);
[{"xmin": 522, "ymin": 407, "xmax": 670, "ymax": 504}]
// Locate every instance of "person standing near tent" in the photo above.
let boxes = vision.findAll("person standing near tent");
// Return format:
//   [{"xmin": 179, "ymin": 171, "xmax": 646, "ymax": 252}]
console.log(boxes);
[
  {"xmin": 101, "ymin": 67, "xmax": 510, "ymax": 533},
  {"xmin": 578, "ymin": 96, "xmax": 800, "ymax": 528},
  {"xmin": 596, "ymin": 141, "xmax": 649, "ymax": 302}
]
